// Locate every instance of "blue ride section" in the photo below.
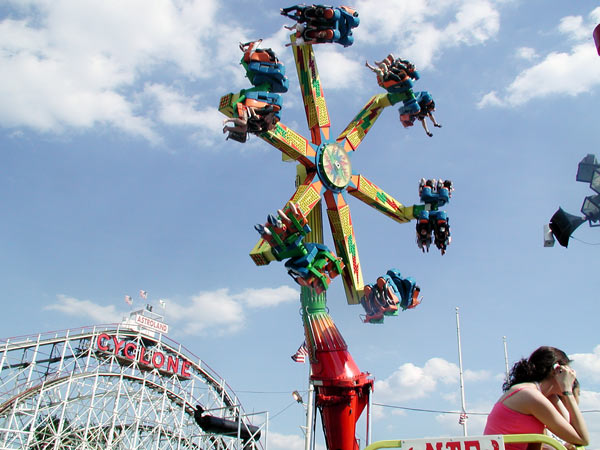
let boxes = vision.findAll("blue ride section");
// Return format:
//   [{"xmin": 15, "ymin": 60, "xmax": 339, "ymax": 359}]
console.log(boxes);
[
  {"xmin": 247, "ymin": 60, "xmax": 289, "ymax": 93},
  {"xmin": 254, "ymin": 203, "xmax": 344, "ymax": 294},
  {"xmin": 336, "ymin": 6, "xmax": 360, "ymax": 47},
  {"xmin": 237, "ymin": 40, "xmax": 289, "ymax": 119},
  {"xmin": 360, "ymin": 269, "xmax": 420, "ymax": 324},
  {"xmin": 281, "ymin": 4, "xmax": 359, "ymax": 47},
  {"xmin": 244, "ymin": 91, "xmax": 284, "ymax": 119},
  {"xmin": 416, "ymin": 179, "xmax": 452, "ymax": 254},
  {"xmin": 359, "ymin": 178, "xmax": 453, "ymax": 323}
]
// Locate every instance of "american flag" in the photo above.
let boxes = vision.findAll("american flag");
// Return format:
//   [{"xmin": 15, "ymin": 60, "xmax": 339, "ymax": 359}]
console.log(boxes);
[
  {"xmin": 458, "ymin": 413, "xmax": 468, "ymax": 425},
  {"xmin": 291, "ymin": 342, "xmax": 309, "ymax": 363},
  {"xmin": 139, "ymin": 290, "xmax": 148, "ymax": 300},
  {"xmin": 124, "ymin": 295, "xmax": 133, "ymax": 305}
]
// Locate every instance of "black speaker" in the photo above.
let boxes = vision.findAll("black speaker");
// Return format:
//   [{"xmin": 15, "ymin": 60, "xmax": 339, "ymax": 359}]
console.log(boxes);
[{"xmin": 549, "ymin": 207, "xmax": 586, "ymax": 248}]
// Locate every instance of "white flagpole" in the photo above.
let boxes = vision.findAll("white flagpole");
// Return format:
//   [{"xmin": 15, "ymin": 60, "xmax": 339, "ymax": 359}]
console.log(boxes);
[
  {"xmin": 305, "ymin": 363, "xmax": 314, "ymax": 450},
  {"xmin": 503, "ymin": 336, "xmax": 510, "ymax": 380},
  {"xmin": 367, "ymin": 384, "xmax": 372, "ymax": 447},
  {"xmin": 456, "ymin": 307, "xmax": 468, "ymax": 436}
]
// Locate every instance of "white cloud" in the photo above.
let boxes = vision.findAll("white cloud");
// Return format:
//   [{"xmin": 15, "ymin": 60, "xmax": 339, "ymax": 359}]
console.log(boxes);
[
  {"xmin": 143, "ymin": 83, "xmax": 224, "ymax": 146},
  {"xmin": 374, "ymin": 357, "xmax": 492, "ymax": 406},
  {"xmin": 477, "ymin": 90, "xmax": 504, "ymax": 108},
  {"xmin": 0, "ymin": 0, "xmax": 229, "ymax": 142},
  {"xmin": 479, "ymin": 7, "xmax": 600, "ymax": 108},
  {"xmin": 353, "ymin": 1, "xmax": 431, "ymax": 46},
  {"xmin": 267, "ymin": 432, "xmax": 305, "ymax": 450},
  {"xmin": 374, "ymin": 357, "xmax": 459, "ymax": 403},
  {"xmin": 464, "ymin": 368, "xmax": 492, "ymax": 382},
  {"xmin": 313, "ymin": 47, "xmax": 365, "ymax": 91},
  {"xmin": 578, "ymin": 389, "xmax": 600, "ymax": 450},
  {"xmin": 0, "ymin": 0, "xmax": 504, "ymax": 140},
  {"xmin": 231, "ymin": 286, "xmax": 299, "ymax": 308},
  {"xmin": 164, "ymin": 289, "xmax": 246, "ymax": 336},
  {"xmin": 502, "ymin": 44, "xmax": 600, "ymax": 106},
  {"xmin": 158, "ymin": 285, "xmax": 299, "ymax": 335},
  {"xmin": 144, "ymin": 84, "xmax": 214, "ymax": 128},
  {"xmin": 579, "ymin": 389, "xmax": 600, "ymax": 411},
  {"xmin": 571, "ymin": 345, "xmax": 600, "ymax": 383},
  {"xmin": 44, "ymin": 286, "xmax": 298, "ymax": 337},
  {"xmin": 268, "ymin": 432, "xmax": 327, "ymax": 450},
  {"xmin": 444, "ymin": 1, "xmax": 500, "ymax": 46},
  {"xmin": 354, "ymin": 0, "xmax": 500, "ymax": 69},
  {"xmin": 515, "ymin": 47, "xmax": 537, "ymax": 61},
  {"xmin": 558, "ymin": 16, "xmax": 588, "ymax": 42},
  {"xmin": 45, "ymin": 294, "xmax": 122, "ymax": 323}
]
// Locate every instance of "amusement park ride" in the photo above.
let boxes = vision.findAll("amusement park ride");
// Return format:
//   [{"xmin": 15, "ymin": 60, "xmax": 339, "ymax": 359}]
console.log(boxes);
[{"xmin": 219, "ymin": 4, "xmax": 454, "ymax": 450}]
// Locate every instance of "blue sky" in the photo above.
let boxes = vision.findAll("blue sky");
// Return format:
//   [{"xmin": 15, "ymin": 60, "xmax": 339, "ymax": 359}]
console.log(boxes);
[{"xmin": 2, "ymin": 1, "xmax": 600, "ymax": 449}]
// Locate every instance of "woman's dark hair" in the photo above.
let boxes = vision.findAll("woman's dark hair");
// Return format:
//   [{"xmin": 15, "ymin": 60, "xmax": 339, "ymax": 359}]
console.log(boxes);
[{"xmin": 503, "ymin": 346, "xmax": 571, "ymax": 391}]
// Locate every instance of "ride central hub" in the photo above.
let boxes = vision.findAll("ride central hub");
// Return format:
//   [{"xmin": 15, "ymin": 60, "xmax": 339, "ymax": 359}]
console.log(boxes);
[{"xmin": 316, "ymin": 142, "xmax": 352, "ymax": 192}]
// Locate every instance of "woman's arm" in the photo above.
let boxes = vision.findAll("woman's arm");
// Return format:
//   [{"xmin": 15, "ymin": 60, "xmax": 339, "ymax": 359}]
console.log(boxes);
[
  {"xmin": 557, "ymin": 391, "xmax": 589, "ymax": 446},
  {"xmin": 548, "ymin": 393, "xmax": 569, "ymax": 420},
  {"xmin": 527, "ymin": 388, "xmax": 589, "ymax": 446}
]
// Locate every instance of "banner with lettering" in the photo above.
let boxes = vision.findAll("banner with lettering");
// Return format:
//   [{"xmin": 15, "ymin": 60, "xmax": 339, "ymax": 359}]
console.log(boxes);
[{"xmin": 401, "ymin": 436, "xmax": 504, "ymax": 450}]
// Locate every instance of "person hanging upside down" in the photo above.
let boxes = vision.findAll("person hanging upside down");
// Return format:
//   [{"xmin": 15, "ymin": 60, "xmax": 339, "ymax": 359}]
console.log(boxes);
[
  {"xmin": 223, "ymin": 105, "xmax": 280, "ymax": 141},
  {"xmin": 284, "ymin": 23, "xmax": 307, "ymax": 46},
  {"xmin": 281, "ymin": 4, "xmax": 359, "ymax": 47},
  {"xmin": 285, "ymin": 22, "xmax": 338, "ymax": 46},
  {"xmin": 415, "ymin": 92, "xmax": 442, "ymax": 137},
  {"xmin": 375, "ymin": 54, "xmax": 420, "ymax": 81},
  {"xmin": 399, "ymin": 92, "xmax": 442, "ymax": 137},
  {"xmin": 365, "ymin": 60, "xmax": 407, "ymax": 84}
]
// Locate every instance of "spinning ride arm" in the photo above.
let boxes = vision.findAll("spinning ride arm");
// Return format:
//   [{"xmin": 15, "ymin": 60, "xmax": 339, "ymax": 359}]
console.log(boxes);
[
  {"xmin": 337, "ymin": 93, "xmax": 391, "ymax": 151},
  {"xmin": 323, "ymin": 190, "xmax": 364, "ymax": 305},
  {"xmin": 336, "ymin": 90, "xmax": 412, "ymax": 151},
  {"xmin": 218, "ymin": 92, "xmax": 242, "ymax": 119},
  {"xmin": 260, "ymin": 122, "xmax": 316, "ymax": 166},
  {"xmin": 347, "ymin": 174, "xmax": 419, "ymax": 224},
  {"xmin": 219, "ymin": 92, "xmax": 316, "ymax": 166},
  {"xmin": 291, "ymin": 35, "xmax": 331, "ymax": 145}
]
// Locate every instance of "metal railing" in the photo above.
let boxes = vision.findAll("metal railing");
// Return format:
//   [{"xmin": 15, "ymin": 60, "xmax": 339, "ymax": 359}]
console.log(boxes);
[{"xmin": 363, "ymin": 434, "xmax": 582, "ymax": 450}]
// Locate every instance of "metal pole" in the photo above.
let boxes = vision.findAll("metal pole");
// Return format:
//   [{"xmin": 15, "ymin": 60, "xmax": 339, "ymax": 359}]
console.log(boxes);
[
  {"xmin": 503, "ymin": 336, "xmax": 510, "ymax": 380},
  {"xmin": 367, "ymin": 384, "xmax": 373, "ymax": 447},
  {"xmin": 305, "ymin": 369, "xmax": 314, "ymax": 450},
  {"xmin": 455, "ymin": 307, "xmax": 468, "ymax": 436},
  {"xmin": 53, "ymin": 367, "xmax": 74, "ymax": 450},
  {"xmin": 0, "ymin": 338, "xmax": 10, "ymax": 379},
  {"xmin": 83, "ymin": 371, "xmax": 99, "ymax": 446}
]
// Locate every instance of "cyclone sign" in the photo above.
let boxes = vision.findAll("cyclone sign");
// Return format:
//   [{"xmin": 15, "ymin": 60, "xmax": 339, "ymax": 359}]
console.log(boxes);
[{"xmin": 96, "ymin": 333, "xmax": 191, "ymax": 378}]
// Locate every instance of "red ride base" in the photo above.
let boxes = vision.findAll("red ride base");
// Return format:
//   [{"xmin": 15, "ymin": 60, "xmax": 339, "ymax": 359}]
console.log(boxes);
[{"xmin": 311, "ymin": 348, "xmax": 373, "ymax": 450}]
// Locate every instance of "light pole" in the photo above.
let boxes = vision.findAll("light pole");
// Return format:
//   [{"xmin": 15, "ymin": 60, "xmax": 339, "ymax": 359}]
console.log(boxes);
[
  {"xmin": 456, "ymin": 307, "xmax": 468, "ymax": 436},
  {"xmin": 503, "ymin": 336, "xmax": 510, "ymax": 381},
  {"xmin": 577, "ymin": 154, "xmax": 600, "ymax": 226},
  {"xmin": 546, "ymin": 154, "xmax": 600, "ymax": 247},
  {"xmin": 292, "ymin": 382, "xmax": 315, "ymax": 450}
]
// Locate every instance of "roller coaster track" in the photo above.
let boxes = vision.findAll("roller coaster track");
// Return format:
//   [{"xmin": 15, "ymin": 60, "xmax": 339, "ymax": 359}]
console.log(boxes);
[{"xmin": 0, "ymin": 323, "xmax": 264, "ymax": 450}]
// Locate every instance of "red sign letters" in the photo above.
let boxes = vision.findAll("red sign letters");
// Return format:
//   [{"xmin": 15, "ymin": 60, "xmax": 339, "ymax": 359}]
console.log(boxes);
[{"xmin": 96, "ymin": 333, "xmax": 191, "ymax": 378}]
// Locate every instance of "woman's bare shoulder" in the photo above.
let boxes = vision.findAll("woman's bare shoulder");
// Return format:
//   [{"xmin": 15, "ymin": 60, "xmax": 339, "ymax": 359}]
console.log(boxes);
[{"xmin": 501, "ymin": 383, "xmax": 544, "ymax": 408}]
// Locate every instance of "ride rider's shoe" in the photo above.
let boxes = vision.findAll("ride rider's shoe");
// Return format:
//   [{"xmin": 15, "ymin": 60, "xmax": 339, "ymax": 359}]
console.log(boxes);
[
  {"xmin": 408, "ymin": 285, "xmax": 421, "ymax": 309},
  {"xmin": 376, "ymin": 276, "xmax": 399, "ymax": 312},
  {"xmin": 361, "ymin": 286, "xmax": 384, "ymax": 323}
]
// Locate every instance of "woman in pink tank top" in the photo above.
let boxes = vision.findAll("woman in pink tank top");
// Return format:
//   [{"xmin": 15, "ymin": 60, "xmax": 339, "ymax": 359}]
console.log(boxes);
[{"xmin": 484, "ymin": 346, "xmax": 588, "ymax": 450}]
